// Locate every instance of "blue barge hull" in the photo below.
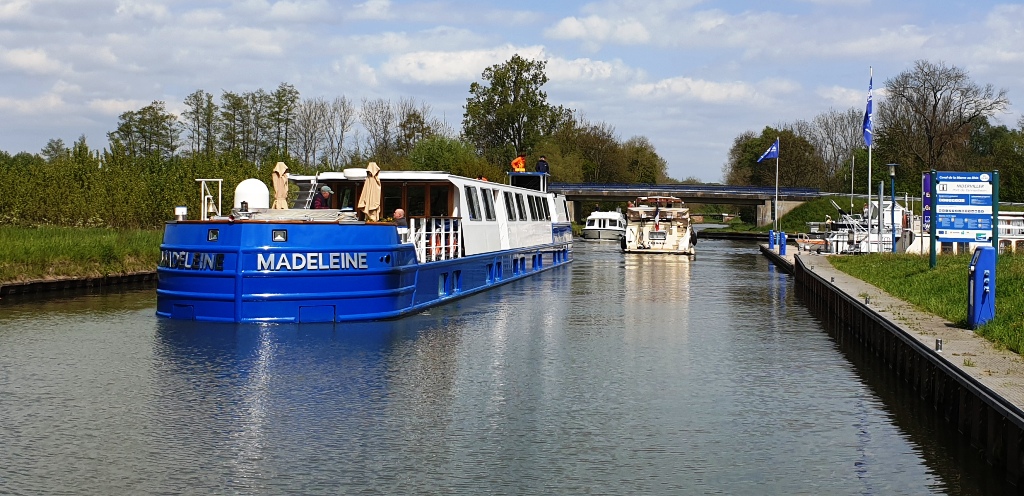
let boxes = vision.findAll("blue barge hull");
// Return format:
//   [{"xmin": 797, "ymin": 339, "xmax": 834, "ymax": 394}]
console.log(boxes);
[{"xmin": 157, "ymin": 221, "xmax": 573, "ymax": 323}]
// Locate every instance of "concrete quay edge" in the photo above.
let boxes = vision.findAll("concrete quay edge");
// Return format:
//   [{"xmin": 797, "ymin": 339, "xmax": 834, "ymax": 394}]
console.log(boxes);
[{"xmin": 760, "ymin": 243, "xmax": 1024, "ymax": 412}]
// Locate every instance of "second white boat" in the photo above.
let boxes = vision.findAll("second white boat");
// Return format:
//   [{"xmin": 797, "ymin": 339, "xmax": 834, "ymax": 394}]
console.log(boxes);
[
  {"xmin": 621, "ymin": 196, "xmax": 696, "ymax": 255},
  {"xmin": 582, "ymin": 210, "xmax": 626, "ymax": 241}
]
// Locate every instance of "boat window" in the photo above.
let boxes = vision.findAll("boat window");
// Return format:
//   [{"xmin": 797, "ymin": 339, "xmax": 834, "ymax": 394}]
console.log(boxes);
[
  {"xmin": 429, "ymin": 185, "xmax": 450, "ymax": 216},
  {"xmin": 527, "ymin": 195, "xmax": 539, "ymax": 220},
  {"xmin": 481, "ymin": 188, "xmax": 496, "ymax": 221},
  {"xmin": 465, "ymin": 186, "xmax": 481, "ymax": 221},
  {"xmin": 382, "ymin": 184, "xmax": 403, "ymax": 217},
  {"xmin": 503, "ymin": 191, "xmax": 517, "ymax": 221},
  {"xmin": 586, "ymin": 219, "xmax": 596, "ymax": 227},
  {"xmin": 515, "ymin": 193, "xmax": 527, "ymax": 221},
  {"xmin": 541, "ymin": 198, "xmax": 550, "ymax": 220},
  {"xmin": 407, "ymin": 185, "xmax": 426, "ymax": 216}
]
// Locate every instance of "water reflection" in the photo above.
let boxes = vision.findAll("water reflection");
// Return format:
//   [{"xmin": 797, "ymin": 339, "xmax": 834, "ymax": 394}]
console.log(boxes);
[
  {"xmin": 0, "ymin": 242, "xmax": 1011, "ymax": 494},
  {"xmin": 150, "ymin": 312, "xmax": 471, "ymax": 492}
]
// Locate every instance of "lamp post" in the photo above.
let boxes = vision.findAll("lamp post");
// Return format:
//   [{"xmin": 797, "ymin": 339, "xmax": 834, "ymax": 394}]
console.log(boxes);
[{"xmin": 888, "ymin": 163, "xmax": 898, "ymax": 253}]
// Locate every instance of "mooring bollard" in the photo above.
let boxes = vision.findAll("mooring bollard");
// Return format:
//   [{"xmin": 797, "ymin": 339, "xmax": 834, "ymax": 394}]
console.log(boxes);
[{"xmin": 935, "ymin": 339, "xmax": 943, "ymax": 352}]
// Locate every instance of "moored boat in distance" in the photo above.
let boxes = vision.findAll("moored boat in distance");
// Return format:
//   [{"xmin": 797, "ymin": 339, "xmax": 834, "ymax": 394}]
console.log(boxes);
[
  {"xmin": 581, "ymin": 210, "xmax": 626, "ymax": 241},
  {"xmin": 621, "ymin": 196, "xmax": 696, "ymax": 255},
  {"xmin": 156, "ymin": 168, "xmax": 572, "ymax": 323}
]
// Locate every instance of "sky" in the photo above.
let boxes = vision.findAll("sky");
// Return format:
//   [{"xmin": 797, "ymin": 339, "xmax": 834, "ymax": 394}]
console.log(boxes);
[{"xmin": 1, "ymin": 0, "xmax": 1023, "ymax": 182}]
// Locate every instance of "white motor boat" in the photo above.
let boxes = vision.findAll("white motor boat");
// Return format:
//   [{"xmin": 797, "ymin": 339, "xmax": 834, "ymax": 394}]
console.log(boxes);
[
  {"xmin": 621, "ymin": 196, "xmax": 696, "ymax": 255},
  {"xmin": 582, "ymin": 210, "xmax": 626, "ymax": 241}
]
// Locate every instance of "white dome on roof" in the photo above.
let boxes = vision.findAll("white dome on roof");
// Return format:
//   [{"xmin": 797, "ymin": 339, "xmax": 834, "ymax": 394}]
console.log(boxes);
[{"xmin": 234, "ymin": 178, "xmax": 269, "ymax": 209}]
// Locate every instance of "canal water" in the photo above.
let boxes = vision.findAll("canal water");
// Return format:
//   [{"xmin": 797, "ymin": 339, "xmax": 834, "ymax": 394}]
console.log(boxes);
[{"xmin": 0, "ymin": 239, "xmax": 1008, "ymax": 494}]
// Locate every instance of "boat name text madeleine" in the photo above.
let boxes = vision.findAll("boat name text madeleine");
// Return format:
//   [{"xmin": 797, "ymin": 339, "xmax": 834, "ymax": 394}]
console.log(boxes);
[{"xmin": 159, "ymin": 251, "xmax": 370, "ymax": 271}]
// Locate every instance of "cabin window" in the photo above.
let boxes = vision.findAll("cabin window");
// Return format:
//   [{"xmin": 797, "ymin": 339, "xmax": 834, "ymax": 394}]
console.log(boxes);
[
  {"xmin": 466, "ymin": 186, "xmax": 481, "ymax": 221},
  {"xmin": 586, "ymin": 219, "xmax": 596, "ymax": 227},
  {"xmin": 382, "ymin": 184, "xmax": 403, "ymax": 217},
  {"xmin": 408, "ymin": 185, "xmax": 426, "ymax": 217},
  {"xmin": 503, "ymin": 191, "xmax": 517, "ymax": 221},
  {"xmin": 527, "ymin": 195, "xmax": 539, "ymax": 220},
  {"xmin": 541, "ymin": 199, "xmax": 550, "ymax": 220},
  {"xmin": 515, "ymin": 193, "xmax": 527, "ymax": 221},
  {"xmin": 430, "ymin": 185, "xmax": 450, "ymax": 216},
  {"xmin": 481, "ymin": 188, "xmax": 496, "ymax": 221},
  {"xmin": 406, "ymin": 184, "xmax": 450, "ymax": 217}
]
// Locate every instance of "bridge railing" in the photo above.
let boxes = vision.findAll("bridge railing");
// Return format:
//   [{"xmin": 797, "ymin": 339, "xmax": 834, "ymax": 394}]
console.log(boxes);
[{"xmin": 549, "ymin": 183, "xmax": 821, "ymax": 197}]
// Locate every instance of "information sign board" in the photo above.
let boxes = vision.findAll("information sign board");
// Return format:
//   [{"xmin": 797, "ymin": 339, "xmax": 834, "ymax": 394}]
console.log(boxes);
[{"xmin": 934, "ymin": 172, "xmax": 993, "ymax": 243}]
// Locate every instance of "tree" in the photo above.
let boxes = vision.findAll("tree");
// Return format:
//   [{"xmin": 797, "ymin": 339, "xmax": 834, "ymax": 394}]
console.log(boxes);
[
  {"xmin": 360, "ymin": 97, "xmax": 396, "ymax": 166},
  {"xmin": 219, "ymin": 91, "xmax": 246, "ymax": 156},
  {"xmin": 181, "ymin": 90, "xmax": 218, "ymax": 157},
  {"xmin": 395, "ymin": 97, "xmax": 439, "ymax": 158},
  {"xmin": 41, "ymin": 138, "xmax": 69, "ymax": 162},
  {"xmin": 108, "ymin": 100, "xmax": 180, "ymax": 159},
  {"xmin": 291, "ymin": 97, "xmax": 329, "ymax": 168},
  {"xmin": 269, "ymin": 83, "xmax": 300, "ymax": 157},
  {"xmin": 623, "ymin": 136, "xmax": 668, "ymax": 184},
  {"xmin": 323, "ymin": 96, "xmax": 356, "ymax": 170},
  {"xmin": 878, "ymin": 60, "xmax": 1010, "ymax": 171},
  {"xmin": 722, "ymin": 128, "xmax": 819, "ymax": 189},
  {"xmin": 462, "ymin": 54, "xmax": 558, "ymax": 166},
  {"xmin": 790, "ymin": 107, "xmax": 863, "ymax": 192}
]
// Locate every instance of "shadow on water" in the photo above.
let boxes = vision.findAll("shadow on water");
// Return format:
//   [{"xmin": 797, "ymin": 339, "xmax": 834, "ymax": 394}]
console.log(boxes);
[
  {"xmin": 0, "ymin": 282, "xmax": 156, "ymax": 317},
  {"xmin": 797, "ymin": 286, "xmax": 1021, "ymax": 496}
]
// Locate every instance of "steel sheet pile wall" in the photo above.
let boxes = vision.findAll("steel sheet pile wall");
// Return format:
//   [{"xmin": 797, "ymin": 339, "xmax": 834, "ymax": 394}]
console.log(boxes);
[{"xmin": 794, "ymin": 256, "xmax": 1024, "ymax": 486}]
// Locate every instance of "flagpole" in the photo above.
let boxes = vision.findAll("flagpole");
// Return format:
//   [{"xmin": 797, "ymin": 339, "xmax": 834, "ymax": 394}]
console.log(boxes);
[
  {"xmin": 868, "ymin": 142, "xmax": 873, "ymax": 250},
  {"xmin": 866, "ymin": 66, "xmax": 873, "ymax": 252},
  {"xmin": 850, "ymin": 155, "xmax": 855, "ymax": 211},
  {"xmin": 774, "ymin": 137, "xmax": 780, "ymax": 232}
]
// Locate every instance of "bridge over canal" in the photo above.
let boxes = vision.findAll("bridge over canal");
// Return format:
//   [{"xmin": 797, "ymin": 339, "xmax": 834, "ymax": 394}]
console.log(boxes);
[{"xmin": 548, "ymin": 183, "xmax": 822, "ymax": 227}]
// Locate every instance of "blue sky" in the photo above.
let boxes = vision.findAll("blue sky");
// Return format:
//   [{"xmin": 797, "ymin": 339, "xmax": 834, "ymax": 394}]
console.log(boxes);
[{"xmin": 1, "ymin": 0, "xmax": 1022, "ymax": 182}]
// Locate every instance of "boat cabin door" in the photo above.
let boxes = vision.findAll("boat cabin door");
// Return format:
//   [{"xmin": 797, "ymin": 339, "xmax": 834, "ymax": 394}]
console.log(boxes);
[{"xmin": 495, "ymin": 190, "xmax": 511, "ymax": 249}]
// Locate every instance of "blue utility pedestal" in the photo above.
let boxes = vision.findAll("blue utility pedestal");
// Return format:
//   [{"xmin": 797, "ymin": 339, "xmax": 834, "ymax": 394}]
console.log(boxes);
[
  {"xmin": 768, "ymin": 230, "xmax": 775, "ymax": 250},
  {"xmin": 968, "ymin": 246, "xmax": 996, "ymax": 329},
  {"xmin": 779, "ymin": 232, "xmax": 787, "ymax": 256}
]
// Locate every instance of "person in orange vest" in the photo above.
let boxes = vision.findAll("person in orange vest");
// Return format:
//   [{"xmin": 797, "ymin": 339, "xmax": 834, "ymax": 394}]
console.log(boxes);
[{"xmin": 510, "ymin": 153, "xmax": 526, "ymax": 172}]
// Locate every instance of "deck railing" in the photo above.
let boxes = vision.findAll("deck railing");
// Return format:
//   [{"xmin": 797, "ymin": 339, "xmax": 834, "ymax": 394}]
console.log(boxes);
[{"xmin": 406, "ymin": 217, "xmax": 462, "ymax": 263}]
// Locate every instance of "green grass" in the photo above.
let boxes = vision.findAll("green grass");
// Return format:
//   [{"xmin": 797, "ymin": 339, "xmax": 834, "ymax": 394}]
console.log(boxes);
[
  {"xmin": 0, "ymin": 225, "xmax": 162, "ymax": 283},
  {"xmin": 829, "ymin": 252, "xmax": 1024, "ymax": 354}
]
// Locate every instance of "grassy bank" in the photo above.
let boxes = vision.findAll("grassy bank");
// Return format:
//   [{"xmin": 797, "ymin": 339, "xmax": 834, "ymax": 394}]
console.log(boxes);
[
  {"xmin": 0, "ymin": 226, "xmax": 162, "ymax": 284},
  {"xmin": 829, "ymin": 253, "xmax": 1024, "ymax": 354}
]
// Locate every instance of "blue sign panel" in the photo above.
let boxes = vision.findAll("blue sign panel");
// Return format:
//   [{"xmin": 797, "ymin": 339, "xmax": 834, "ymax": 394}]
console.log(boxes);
[
  {"xmin": 934, "ymin": 172, "xmax": 993, "ymax": 243},
  {"xmin": 921, "ymin": 172, "xmax": 931, "ymax": 226}
]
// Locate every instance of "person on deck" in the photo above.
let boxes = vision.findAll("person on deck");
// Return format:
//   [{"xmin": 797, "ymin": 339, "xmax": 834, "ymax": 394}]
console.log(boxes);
[
  {"xmin": 511, "ymin": 153, "xmax": 526, "ymax": 172},
  {"xmin": 312, "ymin": 185, "xmax": 333, "ymax": 209},
  {"xmin": 393, "ymin": 208, "xmax": 407, "ymax": 227},
  {"xmin": 535, "ymin": 155, "xmax": 549, "ymax": 173}
]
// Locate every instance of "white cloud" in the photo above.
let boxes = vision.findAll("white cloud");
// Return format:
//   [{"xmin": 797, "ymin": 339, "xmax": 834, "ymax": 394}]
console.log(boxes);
[
  {"xmin": 546, "ymin": 15, "xmax": 651, "ymax": 47},
  {"xmin": 332, "ymin": 56, "xmax": 379, "ymax": 86},
  {"xmin": 0, "ymin": 47, "xmax": 65, "ymax": 75},
  {"xmin": 380, "ymin": 45, "xmax": 547, "ymax": 84},
  {"xmin": 267, "ymin": 0, "xmax": 332, "ymax": 22},
  {"xmin": 0, "ymin": 0, "xmax": 31, "ymax": 21},
  {"xmin": 114, "ymin": 0, "xmax": 169, "ymax": 21},
  {"xmin": 180, "ymin": 8, "xmax": 227, "ymax": 25},
  {"xmin": 0, "ymin": 92, "xmax": 65, "ymax": 114},
  {"xmin": 87, "ymin": 98, "xmax": 148, "ymax": 116},
  {"xmin": 349, "ymin": 0, "xmax": 392, "ymax": 20},
  {"xmin": 628, "ymin": 76, "xmax": 769, "ymax": 104},
  {"xmin": 547, "ymin": 57, "xmax": 635, "ymax": 83}
]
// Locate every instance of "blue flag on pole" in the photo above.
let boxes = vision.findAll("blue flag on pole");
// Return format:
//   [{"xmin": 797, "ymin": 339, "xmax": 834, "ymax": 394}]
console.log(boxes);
[
  {"xmin": 757, "ymin": 138, "xmax": 779, "ymax": 163},
  {"xmin": 863, "ymin": 76, "xmax": 873, "ymax": 147}
]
